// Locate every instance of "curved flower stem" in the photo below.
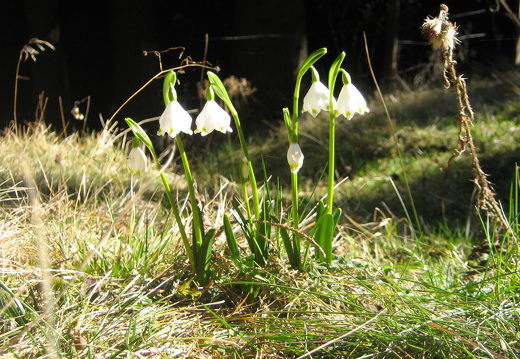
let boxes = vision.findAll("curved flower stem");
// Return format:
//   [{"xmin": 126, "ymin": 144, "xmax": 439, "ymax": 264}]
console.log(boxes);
[
  {"xmin": 158, "ymin": 171, "xmax": 196, "ymax": 271},
  {"xmin": 288, "ymin": 49, "xmax": 327, "ymax": 256},
  {"xmin": 207, "ymin": 72, "xmax": 260, "ymax": 219},
  {"xmin": 124, "ymin": 117, "xmax": 196, "ymax": 272},
  {"xmin": 233, "ymin": 112, "xmax": 261, "ymax": 220},
  {"xmin": 292, "ymin": 48, "xmax": 328, "ymax": 138}
]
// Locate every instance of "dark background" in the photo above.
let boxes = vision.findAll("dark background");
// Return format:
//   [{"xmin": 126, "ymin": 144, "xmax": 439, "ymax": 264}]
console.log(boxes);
[{"xmin": 1, "ymin": 0, "xmax": 518, "ymax": 132}]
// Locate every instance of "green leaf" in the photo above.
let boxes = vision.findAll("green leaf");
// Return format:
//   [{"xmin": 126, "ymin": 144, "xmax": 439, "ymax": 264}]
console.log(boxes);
[
  {"xmin": 224, "ymin": 214, "xmax": 242, "ymax": 267},
  {"xmin": 207, "ymin": 71, "xmax": 237, "ymax": 116},
  {"xmin": 280, "ymin": 227, "xmax": 300, "ymax": 269},
  {"xmin": 125, "ymin": 118, "xmax": 154, "ymax": 154},
  {"xmin": 312, "ymin": 213, "xmax": 335, "ymax": 264},
  {"xmin": 206, "ymin": 72, "xmax": 229, "ymax": 101},
  {"xmin": 196, "ymin": 229, "xmax": 215, "ymax": 286}
]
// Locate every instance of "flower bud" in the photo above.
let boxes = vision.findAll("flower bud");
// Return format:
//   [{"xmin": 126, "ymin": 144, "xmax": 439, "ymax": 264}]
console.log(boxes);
[
  {"xmin": 128, "ymin": 147, "xmax": 148, "ymax": 175},
  {"xmin": 287, "ymin": 143, "xmax": 304, "ymax": 174}
]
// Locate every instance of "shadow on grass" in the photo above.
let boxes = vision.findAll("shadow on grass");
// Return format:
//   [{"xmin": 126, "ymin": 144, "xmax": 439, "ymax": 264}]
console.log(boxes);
[{"xmin": 338, "ymin": 146, "xmax": 520, "ymax": 231}]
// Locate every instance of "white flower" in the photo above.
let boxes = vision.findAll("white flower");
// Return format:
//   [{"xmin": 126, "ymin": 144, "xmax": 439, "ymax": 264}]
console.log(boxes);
[
  {"xmin": 157, "ymin": 100, "xmax": 193, "ymax": 138},
  {"xmin": 287, "ymin": 143, "xmax": 304, "ymax": 173},
  {"xmin": 195, "ymin": 100, "xmax": 232, "ymax": 136},
  {"xmin": 302, "ymin": 81, "xmax": 334, "ymax": 118},
  {"xmin": 128, "ymin": 147, "xmax": 148, "ymax": 175},
  {"xmin": 336, "ymin": 83, "xmax": 369, "ymax": 120}
]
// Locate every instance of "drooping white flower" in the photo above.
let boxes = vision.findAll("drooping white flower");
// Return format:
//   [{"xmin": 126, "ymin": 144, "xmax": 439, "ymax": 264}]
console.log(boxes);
[
  {"xmin": 128, "ymin": 147, "xmax": 148, "ymax": 175},
  {"xmin": 302, "ymin": 81, "xmax": 334, "ymax": 118},
  {"xmin": 195, "ymin": 100, "xmax": 232, "ymax": 136},
  {"xmin": 336, "ymin": 83, "xmax": 369, "ymax": 120},
  {"xmin": 157, "ymin": 100, "xmax": 193, "ymax": 138},
  {"xmin": 287, "ymin": 143, "xmax": 304, "ymax": 173}
]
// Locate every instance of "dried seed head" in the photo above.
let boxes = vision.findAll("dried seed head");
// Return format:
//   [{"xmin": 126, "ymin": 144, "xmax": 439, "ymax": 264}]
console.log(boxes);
[{"xmin": 421, "ymin": 4, "xmax": 459, "ymax": 51}]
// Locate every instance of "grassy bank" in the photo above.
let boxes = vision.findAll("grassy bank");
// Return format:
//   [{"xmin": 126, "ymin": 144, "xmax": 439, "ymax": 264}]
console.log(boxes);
[{"xmin": 0, "ymin": 69, "xmax": 519, "ymax": 358}]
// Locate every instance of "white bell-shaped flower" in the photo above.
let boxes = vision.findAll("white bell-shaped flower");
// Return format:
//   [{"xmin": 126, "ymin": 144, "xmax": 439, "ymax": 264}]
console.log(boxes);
[
  {"xmin": 302, "ymin": 81, "xmax": 334, "ymax": 118},
  {"xmin": 128, "ymin": 147, "xmax": 148, "ymax": 175},
  {"xmin": 336, "ymin": 83, "xmax": 369, "ymax": 120},
  {"xmin": 195, "ymin": 100, "xmax": 232, "ymax": 136},
  {"xmin": 287, "ymin": 143, "xmax": 304, "ymax": 173},
  {"xmin": 157, "ymin": 100, "xmax": 193, "ymax": 138}
]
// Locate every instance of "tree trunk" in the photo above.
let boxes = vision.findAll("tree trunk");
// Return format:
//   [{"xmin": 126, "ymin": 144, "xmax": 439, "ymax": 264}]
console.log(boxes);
[{"xmin": 515, "ymin": 0, "xmax": 520, "ymax": 65}]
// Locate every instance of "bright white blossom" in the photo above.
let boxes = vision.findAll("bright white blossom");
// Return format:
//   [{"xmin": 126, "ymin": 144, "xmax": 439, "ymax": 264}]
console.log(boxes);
[
  {"xmin": 302, "ymin": 81, "xmax": 334, "ymax": 118},
  {"xmin": 157, "ymin": 100, "xmax": 193, "ymax": 137},
  {"xmin": 128, "ymin": 147, "xmax": 148, "ymax": 175},
  {"xmin": 336, "ymin": 83, "xmax": 369, "ymax": 120},
  {"xmin": 287, "ymin": 143, "xmax": 304, "ymax": 173},
  {"xmin": 195, "ymin": 100, "xmax": 232, "ymax": 136}
]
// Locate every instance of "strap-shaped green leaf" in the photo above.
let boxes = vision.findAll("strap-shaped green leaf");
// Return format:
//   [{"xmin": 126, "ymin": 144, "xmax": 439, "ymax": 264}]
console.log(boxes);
[
  {"xmin": 124, "ymin": 118, "xmax": 158, "ymax": 164},
  {"xmin": 312, "ymin": 213, "xmax": 335, "ymax": 264},
  {"xmin": 224, "ymin": 214, "xmax": 242, "ymax": 267}
]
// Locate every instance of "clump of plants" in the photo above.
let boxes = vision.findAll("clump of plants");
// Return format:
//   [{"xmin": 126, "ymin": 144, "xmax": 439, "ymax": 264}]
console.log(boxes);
[{"xmin": 125, "ymin": 47, "xmax": 370, "ymax": 287}]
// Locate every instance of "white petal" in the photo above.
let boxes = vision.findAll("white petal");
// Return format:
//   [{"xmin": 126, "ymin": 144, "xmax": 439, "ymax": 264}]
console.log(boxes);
[
  {"xmin": 337, "ymin": 83, "xmax": 369, "ymax": 120},
  {"xmin": 195, "ymin": 100, "xmax": 232, "ymax": 136},
  {"xmin": 128, "ymin": 147, "xmax": 148, "ymax": 175},
  {"xmin": 287, "ymin": 143, "xmax": 304, "ymax": 173},
  {"xmin": 158, "ymin": 101, "xmax": 193, "ymax": 137},
  {"xmin": 302, "ymin": 82, "xmax": 333, "ymax": 118}
]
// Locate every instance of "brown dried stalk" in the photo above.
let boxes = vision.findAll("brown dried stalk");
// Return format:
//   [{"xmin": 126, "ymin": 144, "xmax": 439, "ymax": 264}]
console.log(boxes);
[
  {"xmin": 422, "ymin": 4, "xmax": 512, "ymax": 235},
  {"xmin": 13, "ymin": 39, "xmax": 56, "ymax": 132}
]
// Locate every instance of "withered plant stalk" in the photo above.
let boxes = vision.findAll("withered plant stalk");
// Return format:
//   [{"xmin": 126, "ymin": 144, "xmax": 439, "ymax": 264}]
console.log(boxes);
[
  {"xmin": 13, "ymin": 39, "xmax": 55, "ymax": 133},
  {"xmin": 422, "ymin": 4, "xmax": 512, "ymax": 235}
]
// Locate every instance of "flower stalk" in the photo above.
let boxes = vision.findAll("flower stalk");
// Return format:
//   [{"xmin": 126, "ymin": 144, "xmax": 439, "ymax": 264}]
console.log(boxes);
[{"xmin": 325, "ymin": 52, "xmax": 345, "ymax": 212}]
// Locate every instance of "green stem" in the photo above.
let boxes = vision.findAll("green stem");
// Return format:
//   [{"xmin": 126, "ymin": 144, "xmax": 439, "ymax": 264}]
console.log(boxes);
[
  {"xmin": 124, "ymin": 117, "xmax": 196, "ymax": 272},
  {"xmin": 231, "ymin": 111, "xmax": 261, "ymax": 220},
  {"xmin": 206, "ymin": 72, "xmax": 260, "ymax": 219},
  {"xmin": 326, "ymin": 52, "xmax": 345, "ymax": 214},
  {"xmin": 148, "ymin": 143, "xmax": 195, "ymax": 272},
  {"xmin": 159, "ymin": 171, "xmax": 195, "ymax": 272},
  {"xmin": 175, "ymin": 136, "xmax": 204, "ymax": 249},
  {"xmin": 287, "ymin": 49, "xmax": 327, "ymax": 250},
  {"xmin": 290, "ymin": 171, "xmax": 301, "ymax": 265},
  {"xmin": 326, "ymin": 112, "xmax": 336, "ymax": 213},
  {"xmin": 292, "ymin": 48, "xmax": 328, "ymax": 140}
]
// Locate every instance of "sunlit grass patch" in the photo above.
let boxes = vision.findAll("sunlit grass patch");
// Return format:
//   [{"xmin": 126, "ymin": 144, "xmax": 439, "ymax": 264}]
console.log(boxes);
[{"xmin": 0, "ymin": 111, "xmax": 518, "ymax": 357}]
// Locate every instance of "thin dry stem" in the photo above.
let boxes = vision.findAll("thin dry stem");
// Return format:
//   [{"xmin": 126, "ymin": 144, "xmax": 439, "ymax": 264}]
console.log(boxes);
[
  {"xmin": 13, "ymin": 39, "xmax": 56, "ymax": 133},
  {"xmin": 424, "ymin": 4, "xmax": 512, "ymax": 236}
]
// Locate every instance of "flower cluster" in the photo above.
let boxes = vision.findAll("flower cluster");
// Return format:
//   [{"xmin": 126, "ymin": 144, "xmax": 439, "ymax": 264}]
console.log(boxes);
[
  {"xmin": 302, "ymin": 74, "xmax": 369, "ymax": 120},
  {"xmin": 158, "ymin": 95, "xmax": 232, "ymax": 139},
  {"xmin": 129, "ymin": 78, "xmax": 233, "ymax": 174},
  {"xmin": 289, "ymin": 67, "xmax": 369, "ymax": 173}
]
